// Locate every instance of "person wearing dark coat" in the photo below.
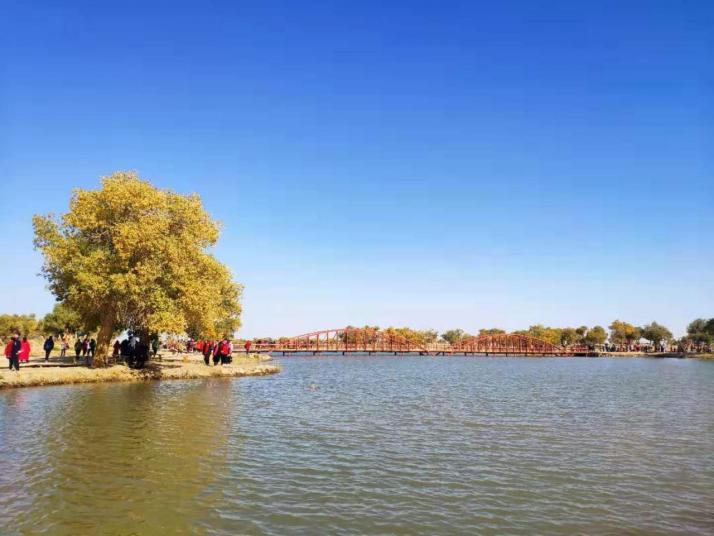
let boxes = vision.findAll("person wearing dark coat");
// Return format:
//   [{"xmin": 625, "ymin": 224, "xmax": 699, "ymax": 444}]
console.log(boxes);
[
  {"xmin": 134, "ymin": 340, "xmax": 149, "ymax": 369},
  {"xmin": 120, "ymin": 338, "xmax": 131, "ymax": 366},
  {"xmin": 7, "ymin": 334, "xmax": 21, "ymax": 371},
  {"xmin": 127, "ymin": 334, "xmax": 139, "ymax": 368},
  {"xmin": 43, "ymin": 336, "xmax": 55, "ymax": 362}
]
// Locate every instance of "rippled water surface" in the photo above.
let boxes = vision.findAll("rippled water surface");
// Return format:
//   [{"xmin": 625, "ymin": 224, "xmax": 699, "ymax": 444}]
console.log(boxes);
[{"xmin": 1, "ymin": 356, "xmax": 713, "ymax": 535}]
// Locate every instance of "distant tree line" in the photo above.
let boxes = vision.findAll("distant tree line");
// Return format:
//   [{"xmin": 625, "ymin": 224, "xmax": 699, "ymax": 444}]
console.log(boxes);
[
  {"xmin": 684, "ymin": 318, "xmax": 714, "ymax": 348},
  {"xmin": 442, "ymin": 321, "xmax": 679, "ymax": 348},
  {"xmin": 3, "ymin": 310, "xmax": 713, "ymax": 353},
  {"xmin": 0, "ymin": 314, "xmax": 43, "ymax": 338},
  {"xmin": 0, "ymin": 303, "xmax": 84, "ymax": 340},
  {"xmin": 247, "ymin": 319, "xmax": 713, "ymax": 352}
]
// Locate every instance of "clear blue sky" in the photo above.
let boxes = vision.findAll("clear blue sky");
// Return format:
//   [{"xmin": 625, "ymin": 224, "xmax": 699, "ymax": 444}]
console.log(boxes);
[{"xmin": 1, "ymin": 0, "xmax": 712, "ymax": 337}]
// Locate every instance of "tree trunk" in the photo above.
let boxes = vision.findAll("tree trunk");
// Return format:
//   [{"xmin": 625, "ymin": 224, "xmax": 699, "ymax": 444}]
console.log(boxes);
[{"xmin": 93, "ymin": 308, "xmax": 116, "ymax": 368}]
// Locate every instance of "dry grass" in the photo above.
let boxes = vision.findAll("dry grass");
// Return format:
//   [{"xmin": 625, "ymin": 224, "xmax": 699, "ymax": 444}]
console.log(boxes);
[{"xmin": 0, "ymin": 354, "xmax": 280, "ymax": 389}]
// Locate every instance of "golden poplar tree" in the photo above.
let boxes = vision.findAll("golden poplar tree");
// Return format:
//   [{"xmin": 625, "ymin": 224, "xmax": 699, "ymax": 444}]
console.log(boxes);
[{"xmin": 33, "ymin": 171, "xmax": 242, "ymax": 366}]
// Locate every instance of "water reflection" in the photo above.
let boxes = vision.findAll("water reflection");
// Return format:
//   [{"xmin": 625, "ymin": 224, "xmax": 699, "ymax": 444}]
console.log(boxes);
[{"xmin": 1, "ymin": 380, "xmax": 237, "ymax": 535}]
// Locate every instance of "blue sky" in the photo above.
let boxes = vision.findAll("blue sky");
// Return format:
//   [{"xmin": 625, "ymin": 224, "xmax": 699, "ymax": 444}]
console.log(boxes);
[{"xmin": 1, "ymin": 0, "xmax": 712, "ymax": 337}]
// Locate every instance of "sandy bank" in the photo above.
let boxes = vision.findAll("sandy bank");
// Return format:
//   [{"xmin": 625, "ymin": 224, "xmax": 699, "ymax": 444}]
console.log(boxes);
[
  {"xmin": 603, "ymin": 352, "xmax": 712, "ymax": 359},
  {"xmin": 0, "ymin": 354, "xmax": 280, "ymax": 389}
]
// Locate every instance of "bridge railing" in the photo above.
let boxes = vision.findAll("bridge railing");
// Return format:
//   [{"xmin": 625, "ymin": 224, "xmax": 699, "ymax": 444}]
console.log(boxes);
[{"xmin": 249, "ymin": 330, "xmax": 596, "ymax": 355}]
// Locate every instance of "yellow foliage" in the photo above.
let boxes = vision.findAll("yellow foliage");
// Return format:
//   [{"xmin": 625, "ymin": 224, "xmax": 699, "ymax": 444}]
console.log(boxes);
[{"xmin": 33, "ymin": 171, "xmax": 242, "ymax": 363}]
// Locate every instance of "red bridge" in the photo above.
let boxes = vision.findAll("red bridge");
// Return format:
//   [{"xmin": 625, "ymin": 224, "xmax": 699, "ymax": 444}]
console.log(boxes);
[{"xmin": 251, "ymin": 328, "xmax": 594, "ymax": 356}]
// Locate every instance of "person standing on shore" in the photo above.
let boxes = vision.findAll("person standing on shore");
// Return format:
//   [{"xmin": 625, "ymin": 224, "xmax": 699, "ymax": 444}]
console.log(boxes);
[
  {"xmin": 120, "ymin": 337, "xmax": 130, "ymax": 365},
  {"xmin": 126, "ymin": 333, "xmax": 139, "ymax": 368},
  {"xmin": 74, "ymin": 339, "xmax": 82, "ymax": 361},
  {"xmin": 202, "ymin": 340, "xmax": 213, "ymax": 365},
  {"xmin": 4, "ymin": 338, "xmax": 12, "ymax": 363},
  {"xmin": 81, "ymin": 337, "xmax": 89, "ymax": 357},
  {"xmin": 89, "ymin": 338, "xmax": 96, "ymax": 358},
  {"xmin": 216, "ymin": 337, "xmax": 232, "ymax": 365},
  {"xmin": 244, "ymin": 340, "xmax": 252, "ymax": 355},
  {"xmin": 4, "ymin": 337, "xmax": 14, "ymax": 369},
  {"xmin": 20, "ymin": 336, "xmax": 31, "ymax": 363},
  {"xmin": 212, "ymin": 340, "xmax": 222, "ymax": 366},
  {"xmin": 43, "ymin": 335, "xmax": 55, "ymax": 362},
  {"xmin": 134, "ymin": 339, "xmax": 148, "ymax": 369},
  {"xmin": 151, "ymin": 336, "xmax": 160, "ymax": 358},
  {"xmin": 113, "ymin": 339, "xmax": 121, "ymax": 359},
  {"xmin": 6, "ymin": 334, "xmax": 21, "ymax": 371},
  {"xmin": 60, "ymin": 336, "xmax": 67, "ymax": 358}
]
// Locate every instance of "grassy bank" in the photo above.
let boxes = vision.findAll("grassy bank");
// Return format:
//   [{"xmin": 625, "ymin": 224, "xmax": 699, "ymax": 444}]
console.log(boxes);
[
  {"xmin": 0, "ymin": 354, "xmax": 280, "ymax": 389},
  {"xmin": 692, "ymin": 353, "xmax": 714, "ymax": 360}
]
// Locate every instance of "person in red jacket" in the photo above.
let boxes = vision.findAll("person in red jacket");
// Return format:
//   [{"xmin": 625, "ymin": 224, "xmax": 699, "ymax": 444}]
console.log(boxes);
[
  {"xmin": 202, "ymin": 340, "xmax": 213, "ymax": 366},
  {"xmin": 6, "ymin": 334, "xmax": 21, "ymax": 371},
  {"xmin": 20, "ymin": 336, "xmax": 31, "ymax": 363}
]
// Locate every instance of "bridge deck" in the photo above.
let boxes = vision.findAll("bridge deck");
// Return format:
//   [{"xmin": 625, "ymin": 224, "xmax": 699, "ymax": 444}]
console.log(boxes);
[{"xmin": 254, "ymin": 348, "xmax": 600, "ymax": 357}]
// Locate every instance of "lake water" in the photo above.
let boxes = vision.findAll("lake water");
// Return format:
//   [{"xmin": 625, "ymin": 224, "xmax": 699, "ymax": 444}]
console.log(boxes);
[{"xmin": 1, "ymin": 356, "xmax": 713, "ymax": 535}]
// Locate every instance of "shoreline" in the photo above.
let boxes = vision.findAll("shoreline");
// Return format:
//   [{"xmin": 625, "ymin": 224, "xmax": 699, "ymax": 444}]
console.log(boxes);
[{"xmin": 0, "ymin": 354, "xmax": 280, "ymax": 390}]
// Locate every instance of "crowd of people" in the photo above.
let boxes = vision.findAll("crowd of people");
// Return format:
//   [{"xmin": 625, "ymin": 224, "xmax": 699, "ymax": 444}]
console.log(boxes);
[
  {"xmin": 164, "ymin": 336, "xmax": 249, "ymax": 366},
  {"xmin": 3, "ymin": 333, "xmax": 100, "ymax": 370},
  {"xmin": 109, "ymin": 335, "xmax": 244, "ymax": 367},
  {"xmin": 601, "ymin": 342, "xmax": 706, "ymax": 353},
  {"xmin": 196, "ymin": 337, "xmax": 235, "ymax": 366},
  {"xmin": 73, "ymin": 336, "xmax": 97, "ymax": 363},
  {"xmin": 110, "ymin": 332, "xmax": 161, "ymax": 369},
  {"xmin": 4, "ymin": 329, "xmax": 251, "ymax": 371}
]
